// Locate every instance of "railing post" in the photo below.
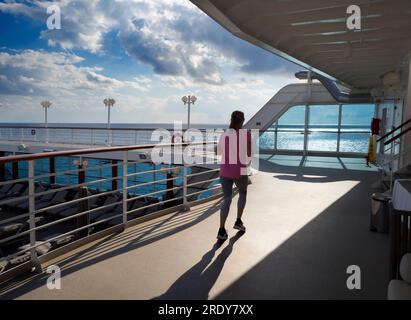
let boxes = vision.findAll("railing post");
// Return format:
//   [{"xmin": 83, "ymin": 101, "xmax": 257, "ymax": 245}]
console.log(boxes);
[
  {"xmin": 77, "ymin": 187, "xmax": 90, "ymax": 238},
  {"xmin": 182, "ymin": 161, "xmax": 190, "ymax": 211},
  {"xmin": 28, "ymin": 160, "xmax": 41, "ymax": 272},
  {"xmin": 0, "ymin": 151, "xmax": 5, "ymax": 181},
  {"xmin": 337, "ymin": 104, "xmax": 342, "ymax": 153},
  {"xmin": 122, "ymin": 151, "xmax": 128, "ymax": 226},
  {"xmin": 303, "ymin": 104, "xmax": 310, "ymax": 155},
  {"xmin": 12, "ymin": 161, "xmax": 19, "ymax": 180},
  {"xmin": 49, "ymin": 157, "xmax": 56, "ymax": 184},
  {"xmin": 112, "ymin": 160, "xmax": 118, "ymax": 190}
]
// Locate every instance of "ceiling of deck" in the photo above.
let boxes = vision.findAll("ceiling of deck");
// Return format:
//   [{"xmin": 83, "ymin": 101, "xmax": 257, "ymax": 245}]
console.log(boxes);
[{"xmin": 191, "ymin": 0, "xmax": 411, "ymax": 90}]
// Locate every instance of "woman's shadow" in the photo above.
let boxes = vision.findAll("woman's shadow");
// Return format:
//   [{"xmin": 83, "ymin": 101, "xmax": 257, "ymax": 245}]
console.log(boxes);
[{"xmin": 153, "ymin": 231, "xmax": 244, "ymax": 300}]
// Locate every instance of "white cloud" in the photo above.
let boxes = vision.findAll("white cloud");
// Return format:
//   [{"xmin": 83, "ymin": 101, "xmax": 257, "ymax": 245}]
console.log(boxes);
[
  {"xmin": 0, "ymin": 0, "xmax": 301, "ymax": 123},
  {"xmin": 0, "ymin": 52, "xmax": 297, "ymax": 124},
  {"xmin": 0, "ymin": 50, "xmax": 152, "ymax": 96},
  {"xmin": 0, "ymin": 0, "xmax": 297, "ymax": 85},
  {"xmin": 0, "ymin": 0, "xmax": 116, "ymax": 53}
]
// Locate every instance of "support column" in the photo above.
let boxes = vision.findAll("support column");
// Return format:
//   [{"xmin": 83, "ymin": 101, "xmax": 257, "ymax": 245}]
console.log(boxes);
[
  {"xmin": 28, "ymin": 160, "xmax": 41, "ymax": 272},
  {"xmin": 165, "ymin": 170, "xmax": 175, "ymax": 205},
  {"xmin": 76, "ymin": 160, "xmax": 90, "ymax": 237},
  {"xmin": 77, "ymin": 186, "xmax": 90, "ymax": 239},
  {"xmin": 12, "ymin": 161, "xmax": 18, "ymax": 179},
  {"xmin": 112, "ymin": 159, "xmax": 118, "ymax": 190},
  {"xmin": 303, "ymin": 105, "xmax": 310, "ymax": 155},
  {"xmin": 0, "ymin": 151, "xmax": 5, "ymax": 181},
  {"xmin": 78, "ymin": 164, "xmax": 85, "ymax": 185},
  {"xmin": 337, "ymin": 104, "xmax": 342, "ymax": 153},
  {"xmin": 122, "ymin": 151, "xmax": 128, "ymax": 226},
  {"xmin": 49, "ymin": 157, "xmax": 56, "ymax": 184}
]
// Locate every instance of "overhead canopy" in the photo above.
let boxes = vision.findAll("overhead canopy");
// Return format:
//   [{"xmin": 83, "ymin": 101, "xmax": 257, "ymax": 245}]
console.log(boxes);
[{"xmin": 191, "ymin": 0, "xmax": 411, "ymax": 90}]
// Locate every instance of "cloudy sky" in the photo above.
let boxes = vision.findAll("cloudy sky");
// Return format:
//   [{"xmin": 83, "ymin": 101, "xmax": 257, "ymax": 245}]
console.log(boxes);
[{"xmin": 0, "ymin": 0, "xmax": 301, "ymax": 125}]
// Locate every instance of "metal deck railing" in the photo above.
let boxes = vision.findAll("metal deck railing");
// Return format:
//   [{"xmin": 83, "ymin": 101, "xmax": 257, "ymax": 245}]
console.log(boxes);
[
  {"xmin": 0, "ymin": 125, "xmax": 225, "ymax": 147},
  {"xmin": 376, "ymin": 118, "xmax": 411, "ymax": 190},
  {"xmin": 0, "ymin": 141, "xmax": 221, "ymax": 281}
]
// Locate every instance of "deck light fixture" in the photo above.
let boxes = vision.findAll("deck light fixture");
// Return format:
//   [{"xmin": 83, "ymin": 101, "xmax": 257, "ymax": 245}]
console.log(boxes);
[
  {"xmin": 181, "ymin": 95, "xmax": 197, "ymax": 129},
  {"xmin": 41, "ymin": 100, "xmax": 52, "ymax": 143},
  {"xmin": 41, "ymin": 100, "xmax": 52, "ymax": 128},
  {"xmin": 103, "ymin": 98, "xmax": 116, "ymax": 130},
  {"xmin": 103, "ymin": 98, "xmax": 115, "ymax": 146}
]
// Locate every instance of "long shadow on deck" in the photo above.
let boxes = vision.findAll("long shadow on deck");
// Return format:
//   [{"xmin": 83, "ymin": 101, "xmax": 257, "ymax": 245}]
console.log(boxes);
[
  {"xmin": 153, "ymin": 232, "xmax": 244, "ymax": 300},
  {"xmin": 1, "ymin": 158, "xmax": 389, "ymax": 299},
  {"xmin": 214, "ymin": 159, "xmax": 389, "ymax": 299},
  {"xmin": 0, "ymin": 199, "xmax": 223, "ymax": 299}
]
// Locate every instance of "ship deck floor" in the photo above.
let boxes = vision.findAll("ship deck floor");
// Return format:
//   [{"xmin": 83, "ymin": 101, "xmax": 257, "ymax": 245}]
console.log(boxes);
[{"xmin": 0, "ymin": 156, "xmax": 388, "ymax": 299}]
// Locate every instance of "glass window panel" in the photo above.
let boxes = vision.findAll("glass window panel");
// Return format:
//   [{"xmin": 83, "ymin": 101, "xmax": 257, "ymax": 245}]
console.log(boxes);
[
  {"xmin": 308, "ymin": 105, "xmax": 339, "ymax": 152},
  {"xmin": 277, "ymin": 131, "xmax": 304, "ymax": 150},
  {"xmin": 277, "ymin": 105, "xmax": 305, "ymax": 151},
  {"xmin": 258, "ymin": 130, "xmax": 275, "ymax": 150},
  {"xmin": 278, "ymin": 105, "xmax": 305, "ymax": 126},
  {"xmin": 340, "ymin": 104, "xmax": 374, "ymax": 153},
  {"xmin": 341, "ymin": 104, "xmax": 374, "ymax": 130},
  {"xmin": 308, "ymin": 132, "xmax": 338, "ymax": 151},
  {"xmin": 309, "ymin": 105, "xmax": 339, "ymax": 126},
  {"xmin": 339, "ymin": 132, "xmax": 370, "ymax": 153}
]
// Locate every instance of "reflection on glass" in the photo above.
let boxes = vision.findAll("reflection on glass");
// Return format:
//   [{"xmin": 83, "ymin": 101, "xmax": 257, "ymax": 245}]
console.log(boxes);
[
  {"xmin": 308, "ymin": 105, "xmax": 339, "ymax": 152},
  {"xmin": 276, "ymin": 105, "xmax": 305, "ymax": 150},
  {"xmin": 258, "ymin": 131, "xmax": 275, "ymax": 149},
  {"xmin": 340, "ymin": 104, "xmax": 373, "ymax": 153},
  {"xmin": 339, "ymin": 133, "xmax": 370, "ymax": 153},
  {"xmin": 341, "ymin": 104, "xmax": 374, "ymax": 128},
  {"xmin": 258, "ymin": 103, "xmax": 375, "ymax": 154},
  {"xmin": 308, "ymin": 132, "xmax": 338, "ymax": 151},
  {"xmin": 277, "ymin": 131, "xmax": 304, "ymax": 150},
  {"xmin": 278, "ymin": 105, "xmax": 305, "ymax": 126}
]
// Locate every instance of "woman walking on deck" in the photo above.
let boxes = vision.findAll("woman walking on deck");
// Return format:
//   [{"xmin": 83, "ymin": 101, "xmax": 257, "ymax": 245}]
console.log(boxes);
[{"xmin": 216, "ymin": 111, "xmax": 252, "ymax": 240}]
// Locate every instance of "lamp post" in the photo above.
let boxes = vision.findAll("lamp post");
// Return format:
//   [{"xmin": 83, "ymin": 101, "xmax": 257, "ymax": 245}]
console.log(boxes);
[
  {"xmin": 41, "ymin": 100, "xmax": 52, "ymax": 143},
  {"xmin": 181, "ymin": 95, "xmax": 197, "ymax": 129},
  {"xmin": 103, "ymin": 98, "xmax": 115, "ymax": 145},
  {"xmin": 41, "ymin": 100, "xmax": 52, "ymax": 128},
  {"xmin": 103, "ymin": 98, "xmax": 115, "ymax": 129}
]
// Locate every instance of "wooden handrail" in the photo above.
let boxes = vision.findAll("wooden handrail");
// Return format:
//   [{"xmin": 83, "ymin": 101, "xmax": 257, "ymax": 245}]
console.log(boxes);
[
  {"xmin": 377, "ymin": 118, "xmax": 411, "ymax": 142},
  {"xmin": 0, "ymin": 141, "xmax": 216, "ymax": 164}
]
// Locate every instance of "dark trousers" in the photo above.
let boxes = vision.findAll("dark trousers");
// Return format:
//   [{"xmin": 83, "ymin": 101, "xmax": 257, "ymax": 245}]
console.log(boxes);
[{"xmin": 220, "ymin": 175, "xmax": 248, "ymax": 217}]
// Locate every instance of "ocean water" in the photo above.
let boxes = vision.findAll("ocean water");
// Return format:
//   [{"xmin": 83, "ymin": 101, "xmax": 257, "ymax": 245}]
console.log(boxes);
[
  {"xmin": 1, "ymin": 122, "xmax": 370, "ymax": 198},
  {"xmin": 0, "ymin": 123, "xmax": 219, "ymax": 199},
  {"xmin": 0, "ymin": 123, "xmax": 225, "ymax": 146},
  {"xmin": 258, "ymin": 124, "xmax": 370, "ymax": 153},
  {"xmin": 0, "ymin": 122, "xmax": 370, "ymax": 153},
  {"xmin": 2, "ymin": 156, "xmax": 193, "ymax": 202}
]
